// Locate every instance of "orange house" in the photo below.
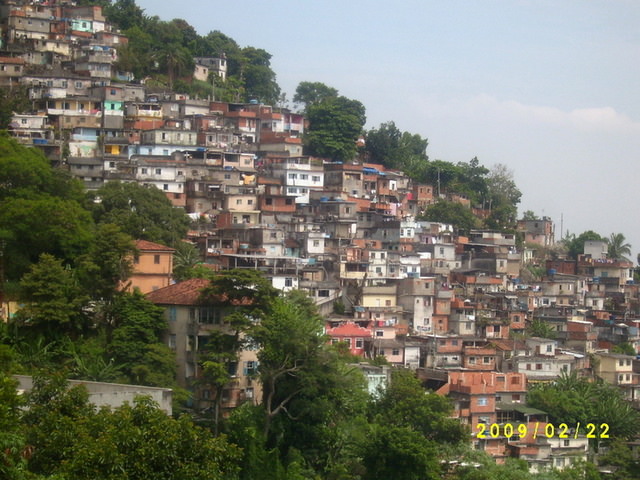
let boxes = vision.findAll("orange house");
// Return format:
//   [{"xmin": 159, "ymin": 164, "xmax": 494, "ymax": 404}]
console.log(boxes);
[{"xmin": 128, "ymin": 240, "xmax": 175, "ymax": 293}]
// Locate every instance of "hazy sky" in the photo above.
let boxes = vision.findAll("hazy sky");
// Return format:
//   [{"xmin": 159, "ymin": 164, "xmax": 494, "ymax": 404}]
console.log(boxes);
[{"xmin": 137, "ymin": 0, "xmax": 640, "ymax": 260}]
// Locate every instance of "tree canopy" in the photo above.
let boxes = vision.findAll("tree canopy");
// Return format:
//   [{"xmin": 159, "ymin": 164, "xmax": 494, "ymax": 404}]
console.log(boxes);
[
  {"xmin": 90, "ymin": 181, "xmax": 190, "ymax": 247},
  {"xmin": 304, "ymin": 94, "xmax": 366, "ymax": 162}
]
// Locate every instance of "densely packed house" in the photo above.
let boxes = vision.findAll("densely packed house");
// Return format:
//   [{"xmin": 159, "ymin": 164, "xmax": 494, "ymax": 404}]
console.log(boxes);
[{"xmin": 3, "ymin": 1, "xmax": 640, "ymax": 470}]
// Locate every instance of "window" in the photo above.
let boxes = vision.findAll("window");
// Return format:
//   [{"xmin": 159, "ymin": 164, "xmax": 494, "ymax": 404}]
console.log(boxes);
[
  {"xmin": 154, "ymin": 254, "xmax": 160, "ymax": 264},
  {"xmin": 392, "ymin": 348, "xmax": 400, "ymax": 356},
  {"xmin": 247, "ymin": 199, "xmax": 253, "ymax": 205},
  {"xmin": 243, "ymin": 361, "xmax": 258, "ymax": 376},
  {"xmin": 265, "ymin": 198, "xmax": 273, "ymax": 205},
  {"xmin": 536, "ymin": 363, "xmax": 543, "ymax": 370},
  {"xmin": 375, "ymin": 330, "xmax": 384, "ymax": 337},
  {"xmin": 312, "ymin": 175, "xmax": 320, "ymax": 182},
  {"xmin": 224, "ymin": 173, "xmax": 231, "ymax": 180},
  {"xmin": 163, "ymin": 184, "xmax": 168, "ymax": 191},
  {"xmin": 468, "ymin": 357, "xmax": 476, "ymax": 364},
  {"xmin": 199, "ymin": 307, "xmax": 221, "ymax": 324},
  {"xmin": 168, "ymin": 307, "xmax": 177, "ymax": 322},
  {"xmin": 483, "ymin": 356, "xmax": 491, "ymax": 364},
  {"xmin": 477, "ymin": 397, "xmax": 488, "ymax": 406},
  {"xmin": 236, "ymin": 199, "xmax": 242, "ymax": 205},
  {"xmin": 284, "ymin": 278, "xmax": 293, "ymax": 287},
  {"xmin": 546, "ymin": 344, "xmax": 553, "ymax": 352},
  {"xmin": 355, "ymin": 338, "xmax": 364, "ymax": 349},
  {"xmin": 168, "ymin": 334, "xmax": 176, "ymax": 350},
  {"xmin": 300, "ymin": 174, "xmax": 308, "ymax": 180},
  {"xmin": 155, "ymin": 168, "xmax": 162, "ymax": 175}
]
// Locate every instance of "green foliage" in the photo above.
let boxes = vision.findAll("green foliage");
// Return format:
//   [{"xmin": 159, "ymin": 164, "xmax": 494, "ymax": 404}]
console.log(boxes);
[
  {"xmin": 305, "ymin": 95, "xmax": 366, "ymax": 162},
  {"xmin": 562, "ymin": 230, "xmax": 605, "ymax": 260},
  {"xmin": 14, "ymin": 253, "xmax": 89, "ymax": 338},
  {"xmin": 108, "ymin": 291, "xmax": 176, "ymax": 387},
  {"xmin": 419, "ymin": 200, "xmax": 479, "ymax": 234},
  {"xmin": 365, "ymin": 121, "xmax": 429, "ymax": 178},
  {"xmin": 527, "ymin": 318, "xmax": 557, "ymax": 339},
  {"xmin": 359, "ymin": 424, "xmax": 441, "ymax": 480},
  {"xmin": 172, "ymin": 240, "xmax": 203, "ymax": 282},
  {"xmin": 527, "ymin": 371, "xmax": 640, "ymax": 442},
  {"xmin": 521, "ymin": 210, "xmax": 540, "ymax": 221},
  {"xmin": 0, "ymin": 373, "xmax": 27, "ymax": 479},
  {"xmin": 22, "ymin": 374, "xmax": 241, "ymax": 479},
  {"xmin": 241, "ymin": 47, "xmax": 281, "ymax": 105},
  {"xmin": 598, "ymin": 439, "xmax": 640, "ymax": 479},
  {"xmin": 0, "ymin": 134, "xmax": 93, "ymax": 281},
  {"xmin": 90, "ymin": 181, "xmax": 189, "ymax": 246},
  {"xmin": 371, "ymin": 369, "xmax": 467, "ymax": 445},
  {"xmin": 293, "ymin": 81, "xmax": 339, "ymax": 111},
  {"xmin": 612, "ymin": 342, "xmax": 636, "ymax": 356},
  {"xmin": 76, "ymin": 223, "xmax": 136, "ymax": 301},
  {"xmin": 0, "ymin": 86, "xmax": 30, "ymax": 130},
  {"xmin": 607, "ymin": 232, "xmax": 632, "ymax": 261},
  {"xmin": 485, "ymin": 163, "xmax": 521, "ymax": 229}
]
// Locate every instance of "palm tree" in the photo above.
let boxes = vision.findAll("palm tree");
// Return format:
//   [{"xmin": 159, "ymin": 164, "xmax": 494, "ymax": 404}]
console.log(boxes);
[{"xmin": 607, "ymin": 232, "xmax": 632, "ymax": 261}]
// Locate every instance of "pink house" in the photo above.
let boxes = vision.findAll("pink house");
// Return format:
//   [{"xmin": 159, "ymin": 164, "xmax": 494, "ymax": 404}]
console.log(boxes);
[{"xmin": 326, "ymin": 322, "xmax": 372, "ymax": 356}]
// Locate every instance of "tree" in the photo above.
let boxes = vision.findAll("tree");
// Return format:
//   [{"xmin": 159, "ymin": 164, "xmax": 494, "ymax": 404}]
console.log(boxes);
[
  {"xmin": 0, "ymin": 86, "xmax": 30, "ymax": 130},
  {"xmin": 563, "ymin": 230, "xmax": 605, "ymax": 260},
  {"xmin": 527, "ymin": 318, "xmax": 557, "ymax": 339},
  {"xmin": 305, "ymin": 95, "xmax": 366, "ymax": 162},
  {"xmin": 607, "ymin": 232, "xmax": 631, "ymax": 261},
  {"xmin": 485, "ymin": 163, "xmax": 521, "ymax": 229},
  {"xmin": 107, "ymin": 291, "xmax": 176, "ymax": 387},
  {"xmin": 0, "ymin": 373, "xmax": 28, "ymax": 479},
  {"xmin": 612, "ymin": 342, "xmax": 636, "ymax": 356},
  {"xmin": 293, "ymin": 81, "xmax": 339, "ymax": 111},
  {"xmin": 103, "ymin": 0, "xmax": 148, "ymax": 31},
  {"xmin": 76, "ymin": 223, "xmax": 136, "ymax": 302},
  {"xmin": 419, "ymin": 200, "xmax": 479, "ymax": 235},
  {"xmin": 22, "ymin": 374, "xmax": 242, "ymax": 479},
  {"xmin": 155, "ymin": 44, "xmax": 194, "ymax": 89},
  {"xmin": 14, "ymin": 253, "xmax": 89, "ymax": 339},
  {"xmin": 527, "ymin": 371, "xmax": 640, "ymax": 443},
  {"xmin": 90, "ymin": 181, "xmax": 189, "ymax": 247},
  {"xmin": 172, "ymin": 240, "xmax": 204, "ymax": 282},
  {"xmin": 197, "ymin": 270, "xmax": 279, "ymax": 433},
  {"xmin": 365, "ymin": 121, "xmax": 430, "ymax": 178},
  {"xmin": 1, "ymin": 195, "xmax": 95, "ymax": 281},
  {"xmin": 0, "ymin": 134, "xmax": 93, "ymax": 281},
  {"xmin": 251, "ymin": 295, "xmax": 326, "ymax": 437},
  {"xmin": 241, "ymin": 47, "xmax": 281, "ymax": 105},
  {"xmin": 521, "ymin": 210, "xmax": 540, "ymax": 221},
  {"xmin": 371, "ymin": 369, "xmax": 467, "ymax": 445},
  {"xmin": 360, "ymin": 424, "xmax": 441, "ymax": 480}
]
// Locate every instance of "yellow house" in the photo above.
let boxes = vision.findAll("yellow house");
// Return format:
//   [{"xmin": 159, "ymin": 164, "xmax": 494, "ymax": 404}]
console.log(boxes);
[{"xmin": 128, "ymin": 239, "xmax": 175, "ymax": 294}]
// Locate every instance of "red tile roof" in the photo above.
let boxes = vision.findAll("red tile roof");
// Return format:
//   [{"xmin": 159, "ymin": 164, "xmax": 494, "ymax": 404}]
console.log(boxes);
[
  {"xmin": 0, "ymin": 57, "xmax": 25, "ymax": 65},
  {"xmin": 146, "ymin": 278, "xmax": 209, "ymax": 305},
  {"xmin": 136, "ymin": 239, "xmax": 175, "ymax": 252},
  {"xmin": 326, "ymin": 322, "xmax": 372, "ymax": 337}
]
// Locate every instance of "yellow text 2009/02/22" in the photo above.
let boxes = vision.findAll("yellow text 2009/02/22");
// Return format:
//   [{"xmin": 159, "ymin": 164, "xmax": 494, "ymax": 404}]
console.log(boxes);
[{"xmin": 475, "ymin": 422, "xmax": 609, "ymax": 440}]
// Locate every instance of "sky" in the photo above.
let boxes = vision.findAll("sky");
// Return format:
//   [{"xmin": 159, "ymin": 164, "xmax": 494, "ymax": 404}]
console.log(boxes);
[{"xmin": 137, "ymin": 0, "xmax": 640, "ymax": 261}]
